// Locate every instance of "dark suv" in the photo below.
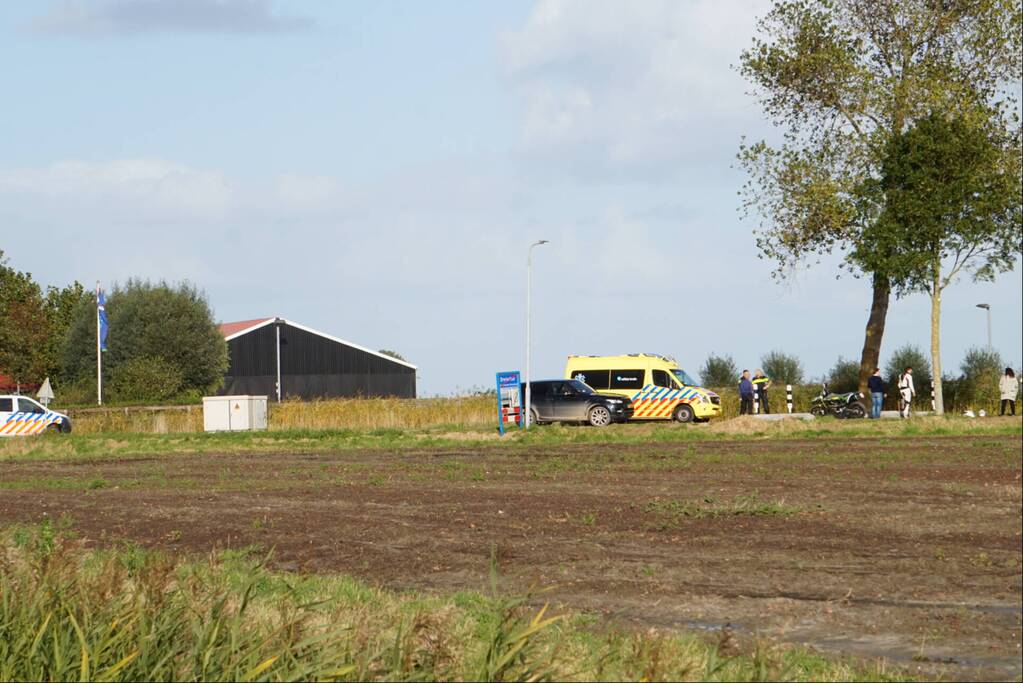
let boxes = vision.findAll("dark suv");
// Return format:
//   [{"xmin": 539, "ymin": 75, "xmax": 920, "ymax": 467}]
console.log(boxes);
[{"xmin": 524, "ymin": 379, "xmax": 633, "ymax": 427}]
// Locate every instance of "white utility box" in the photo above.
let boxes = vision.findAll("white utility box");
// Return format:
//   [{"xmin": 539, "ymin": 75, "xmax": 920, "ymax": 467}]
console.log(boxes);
[{"xmin": 202, "ymin": 395, "xmax": 268, "ymax": 432}]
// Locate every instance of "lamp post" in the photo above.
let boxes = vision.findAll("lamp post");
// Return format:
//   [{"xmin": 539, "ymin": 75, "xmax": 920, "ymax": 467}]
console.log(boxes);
[
  {"xmin": 525, "ymin": 239, "xmax": 549, "ymax": 429},
  {"xmin": 976, "ymin": 303, "xmax": 992, "ymax": 351}
]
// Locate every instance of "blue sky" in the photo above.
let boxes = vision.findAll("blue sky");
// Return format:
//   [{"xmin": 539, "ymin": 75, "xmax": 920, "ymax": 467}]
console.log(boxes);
[{"xmin": 2, "ymin": 0, "xmax": 1020, "ymax": 395}]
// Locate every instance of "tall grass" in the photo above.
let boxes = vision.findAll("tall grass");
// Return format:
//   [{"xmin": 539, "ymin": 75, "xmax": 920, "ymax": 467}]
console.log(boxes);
[
  {"xmin": 64, "ymin": 397, "xmax": 495, "ymax": 434},
  {"xmin": 0, "ymin": 523, "xmax": 905, "ymax": 682}
]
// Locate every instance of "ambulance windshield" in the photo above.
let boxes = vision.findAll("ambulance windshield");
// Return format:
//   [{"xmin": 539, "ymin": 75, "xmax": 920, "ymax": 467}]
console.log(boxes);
[{"xmin": 671, "ymin": 369, "xmax": 697, "ymax": 387}]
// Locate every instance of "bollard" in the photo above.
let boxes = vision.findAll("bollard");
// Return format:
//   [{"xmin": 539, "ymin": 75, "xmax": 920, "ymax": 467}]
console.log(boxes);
[
  {"xmin": 753, "ymin": 389, "xmax": 760, "ymax": 414},
  {"xmin": 786, "ymin": 384, "xmax": 793, "ymax": 414},
  {"xmin": 931, "ymin": 381, "xmax": 935, "ymax": 411}
]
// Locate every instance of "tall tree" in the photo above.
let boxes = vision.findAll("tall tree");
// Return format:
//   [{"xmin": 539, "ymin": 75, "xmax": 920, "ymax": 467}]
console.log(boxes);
[
  {"xmin": 61, "ymin": 280, "xmax": 228, "ymax": 395},
  {"xmin": 857, "ymin": 112, "xmax": 1022, "ymax": 414},
  {"xmin": 0, "ymin": 251, "xmax": 51, "ymax": 388},
  {"xmin": 738, "ymin": 0, "xmax": 1021, "ymax": 393}
]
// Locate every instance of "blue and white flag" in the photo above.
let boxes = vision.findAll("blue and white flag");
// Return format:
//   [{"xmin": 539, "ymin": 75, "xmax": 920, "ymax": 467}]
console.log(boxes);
[{"xmin": 97, "ymin": 287, "xmax": 109, "ymax": 351}]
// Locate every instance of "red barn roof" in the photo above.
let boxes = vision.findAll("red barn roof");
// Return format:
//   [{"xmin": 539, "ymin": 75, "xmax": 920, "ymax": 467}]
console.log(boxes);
[{"xmin": 218, "ymin": 318, "xmax": 274, "ymax": 338}]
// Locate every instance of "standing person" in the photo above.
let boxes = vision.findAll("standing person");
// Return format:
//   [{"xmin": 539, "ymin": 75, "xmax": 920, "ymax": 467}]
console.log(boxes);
[
  {"xmin": 999, "ymin": 368, "xmax": 1018, "ymax": 416},
  {"xmin": 752, "ymin": 369, "xmax": 771, "ymax": 414},
  {"xmin": 868, "ymin": 368, "xmax": 884, "ymax": 419},
  {"xmin": 738, "ymin": 370, "xmax": 755, "ymax": 416},
  {"xmin": 897, "ymin": 367, "xmax": 915, "ymax": 418}
]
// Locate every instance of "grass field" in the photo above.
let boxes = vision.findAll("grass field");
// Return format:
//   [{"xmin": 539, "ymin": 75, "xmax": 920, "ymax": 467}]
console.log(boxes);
[
  {"xmin": 1, "ymin": 416, "xmax": 1020, "ymax": 681},
  {"xmin": 2, "ymin": 414, "xmax": 1019, "ymax": 462}
]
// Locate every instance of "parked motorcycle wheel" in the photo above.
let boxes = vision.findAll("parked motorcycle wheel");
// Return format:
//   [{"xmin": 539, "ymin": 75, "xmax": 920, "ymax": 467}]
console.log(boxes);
[
  {"xmin": 843, "ymin": 402, "xmax": 866, "ymax": 419},
  {"xmin": 810, "ymin": 405, "xmax": 827, "ymax": 417}
]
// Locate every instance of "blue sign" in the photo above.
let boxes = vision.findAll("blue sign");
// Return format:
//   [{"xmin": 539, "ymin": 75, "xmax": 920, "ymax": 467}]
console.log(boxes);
[{"xmin": 496, "ymin": 371, "xmax": 523, "ymax": 435}]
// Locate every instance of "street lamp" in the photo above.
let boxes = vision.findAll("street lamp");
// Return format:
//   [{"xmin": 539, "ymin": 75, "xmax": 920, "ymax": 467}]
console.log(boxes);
[
  {"xmin": 976, "ymin": 303, "xmax": 992, "ymax": 351},
  {"xmin": 525, "ymin": 239, "xmax": 549, "ymax": 429}
]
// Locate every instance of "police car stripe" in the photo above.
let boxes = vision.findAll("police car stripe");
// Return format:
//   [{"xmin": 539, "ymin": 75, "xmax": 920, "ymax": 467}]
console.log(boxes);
[{"xmin": 1, "ymin": 411, "xmax": 62, "ymax": 436}]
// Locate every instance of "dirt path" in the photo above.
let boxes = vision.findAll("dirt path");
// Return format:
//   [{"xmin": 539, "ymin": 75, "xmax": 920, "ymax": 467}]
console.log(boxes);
[{"xmin": 1, "ymin": 435, "xmax": 1020, "ymax": 679}]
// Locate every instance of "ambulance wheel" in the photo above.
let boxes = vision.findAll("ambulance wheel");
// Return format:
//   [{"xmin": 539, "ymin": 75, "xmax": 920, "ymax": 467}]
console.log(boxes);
[
  {"xmin": 673, "ymin": 404, "xmax": 695, "ymax": 423},
  {"xmin": 587, "ymin": 405, "xmax": 612, "ymax": 427}
]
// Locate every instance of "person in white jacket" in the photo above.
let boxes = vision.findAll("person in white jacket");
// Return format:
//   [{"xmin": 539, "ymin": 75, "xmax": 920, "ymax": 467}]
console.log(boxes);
[
  {"xmin": 999, "ymin": 368, "xmax": 1018, "ymax": 416},
  {"xmin": 897, "ymin": 367, "xmax": 915, "ymax": 418}
]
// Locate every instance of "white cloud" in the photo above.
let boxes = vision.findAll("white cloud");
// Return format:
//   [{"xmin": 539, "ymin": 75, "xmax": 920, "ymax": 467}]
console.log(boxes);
[
  {"xmin": 32, "ymin": 0, "xmax": 313, "ymax": 36},
  {"xmin": 502, "ymin": 0, "xmax": 770, "ymax": 176},
  {"xmin": 0, "ymin": 158, "xmax": 234, "ymax": 222}
]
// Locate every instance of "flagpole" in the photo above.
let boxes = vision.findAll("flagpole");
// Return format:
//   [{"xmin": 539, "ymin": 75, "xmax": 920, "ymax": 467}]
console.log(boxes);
[{"xmin": 96, "ymin": 281, "xmax": 102, "ymax": 406}]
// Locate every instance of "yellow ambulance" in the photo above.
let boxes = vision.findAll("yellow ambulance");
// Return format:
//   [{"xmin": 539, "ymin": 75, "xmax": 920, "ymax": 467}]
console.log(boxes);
[{"xmin": 564, "ymin": 353, "xmax": 721, "ymax": 423}]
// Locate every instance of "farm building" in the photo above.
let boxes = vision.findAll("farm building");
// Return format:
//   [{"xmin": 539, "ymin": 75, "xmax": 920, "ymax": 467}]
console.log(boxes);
[{"xmin": 218, "ymin": 318, "xmax": 416, "ymax": 400}]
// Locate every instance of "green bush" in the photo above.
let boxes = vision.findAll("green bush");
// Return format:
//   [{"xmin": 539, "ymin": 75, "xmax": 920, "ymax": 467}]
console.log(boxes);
[
  {"xmin": 958, "ymin": 347, "xmax": 1003, "ymax": 412},
  {"xmin": 826, "ymin": 357, "xmax": 860, "ymax": 393},
  {"xmin": 60, "ymin": 280, "xmax": 227, "ymax": 395},
  {"xmin": 700, "ymin": 354, "xmax": 738, "ymax": 387},
  {"xmin": 108, "ymin": 357, "xmax": 184, "ymax": 403},
  {"xmin": 760, "ymin": 350, "xmax": 804, "ymax": 386},
  {"xmin": 884, "ymin": 344, "xmax": 932, "ymax": 394}
]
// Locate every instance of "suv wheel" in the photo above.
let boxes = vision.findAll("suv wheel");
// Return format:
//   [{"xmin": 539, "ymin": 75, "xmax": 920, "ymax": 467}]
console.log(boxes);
[
  {"xmin": 587, "ymin": 405, "xmax": 612, "ymax": 427},
  {"xmin": 673, "ymin": 404, "xmax": 695, "ymax": 423},
  {"xmin": 528, "ymin": 408, "xmax": 542, "ymax": 426}
]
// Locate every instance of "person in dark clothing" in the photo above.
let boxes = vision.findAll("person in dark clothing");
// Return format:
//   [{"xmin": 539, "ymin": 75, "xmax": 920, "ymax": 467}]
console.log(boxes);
[
  {"xmin": 867, "ymin": 367, "xmax": 884, "ymax": 419},
  {"xmin": 752, "ymin": 369, "xmax": 771, "ymax": 414},
  {"xmin": 738, "ymin": 370, "xmax": 755, "ymax": 416}
]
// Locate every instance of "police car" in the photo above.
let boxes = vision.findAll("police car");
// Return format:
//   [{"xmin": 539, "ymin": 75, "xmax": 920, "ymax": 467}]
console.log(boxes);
[{"xmin": 0, "ymin": 395, "xmax": 72, "ymax": 436}]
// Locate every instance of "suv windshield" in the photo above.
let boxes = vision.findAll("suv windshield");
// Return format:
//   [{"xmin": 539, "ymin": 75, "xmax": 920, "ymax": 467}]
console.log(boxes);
[
  {"xmin": 671, "ymin": 369, "xmax": 697, "ymax": 387},
  {"xmin": 565, "ymin": 380, "xmax": 596, "ymax": 395}
]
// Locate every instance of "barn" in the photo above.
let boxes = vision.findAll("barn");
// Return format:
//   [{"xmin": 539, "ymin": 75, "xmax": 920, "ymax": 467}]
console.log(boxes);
[{"xmin": 218, "ymin": 318, "xmax": 416, "ymax": 400}]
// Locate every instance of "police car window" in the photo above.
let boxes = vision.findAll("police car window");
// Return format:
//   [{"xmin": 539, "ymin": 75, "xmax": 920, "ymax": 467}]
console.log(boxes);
[
  {"xmin": 610, "ymin": 370, "xmax": 644, "ymax": 389},
  {"xmin": 0, "ymin": 398, "xmax": 12, "ymax": 412},
  {"xmin": 572, "ymin": 369, "xmax": 609, "ymax": 390},
  {"xmin": 19, "ymin": 399, "xmax": 45, "ymax": 414}
]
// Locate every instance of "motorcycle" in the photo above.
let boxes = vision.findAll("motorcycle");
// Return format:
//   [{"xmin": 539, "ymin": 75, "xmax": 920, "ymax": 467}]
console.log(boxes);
[{"xmin": 810, "ymin": 384, "xmax": 867, "ymax": 419}]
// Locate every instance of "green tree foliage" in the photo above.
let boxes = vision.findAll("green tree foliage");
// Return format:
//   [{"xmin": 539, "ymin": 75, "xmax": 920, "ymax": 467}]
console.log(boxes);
[
  {"xmin": 378, "ymin": 349, "xmax": 407, "ymax": 362},
  {"xmin": 760, "ymin": 350, "xmax": 804, "ymax": 386},
  {"xmin": 0, "ymin": 253, "xmax": 50, "ymax": 387},
  {"xmin": 700, "ymin": 354, "xmax": 739, "ymax": 387},
  {"xmin": 827, "ymin": 357, "xmax": 860, "ymax": 393},
  {"xmin": 958, "ymin": 346, "xmax": 1004, "ymax": 410},
  {"xmin": 0, "ymin": 252, "xmax": 86, "ymax": 388},
  {"xmin": 108, "ymin": 357, "xmax": 185, "ymax": 403},
  {"xmin": 738, "ymin": 0, "xmax": 1022, "ymax": 393},
  {"xmin": 858, "ymin": 113, "xmax": 1022, "ymax": 413},
  {"xmin": 62, "ymin": 280, "xmax": 227, "ymax": 399},
  {"xmin": 884, "ymin": 345, "xmax": 932, "ymax": 394}
]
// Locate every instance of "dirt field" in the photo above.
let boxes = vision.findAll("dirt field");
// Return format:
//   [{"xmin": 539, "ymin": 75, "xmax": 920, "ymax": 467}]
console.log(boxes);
[{"xmin": 1, "ymin": 433, "xmax": 1020, "ymax": 680}]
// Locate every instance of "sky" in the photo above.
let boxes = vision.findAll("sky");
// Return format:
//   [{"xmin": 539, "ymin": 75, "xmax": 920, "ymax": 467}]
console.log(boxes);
[{"xmin": 1, "ymin": 0, "xmax": 1020, "ymax": 395}]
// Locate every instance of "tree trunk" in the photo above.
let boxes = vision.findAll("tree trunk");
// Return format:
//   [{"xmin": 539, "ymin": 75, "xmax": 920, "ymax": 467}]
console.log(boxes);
[
  {"xmin": 930, "ymin": 268, "xmax": 944, "ymax": 415},
  {"xmin": 857, "ymin": 272, "xmax": 891, "ymax": 394}
]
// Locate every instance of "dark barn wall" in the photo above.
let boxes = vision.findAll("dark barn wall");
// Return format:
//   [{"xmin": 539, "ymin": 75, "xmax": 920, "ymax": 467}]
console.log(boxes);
[{"xmin": 221, "ymin": 322, "xmax": 416, "ymax": 399}]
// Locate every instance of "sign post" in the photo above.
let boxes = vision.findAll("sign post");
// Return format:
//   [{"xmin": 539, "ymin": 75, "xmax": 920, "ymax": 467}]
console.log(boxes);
[
  {"xmin": 496, "ymin": 371, "xmax": 523, "ymax": 435},
  {"xmin": 37, "ymin": 377, "xmax": 55, "ymax": 407}
]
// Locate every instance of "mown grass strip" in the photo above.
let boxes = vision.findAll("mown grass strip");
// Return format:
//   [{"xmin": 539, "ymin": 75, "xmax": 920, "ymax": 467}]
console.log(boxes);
[{"xmin": 0, "ymin": 415, "xmax": 1018, "ymax": 464}]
